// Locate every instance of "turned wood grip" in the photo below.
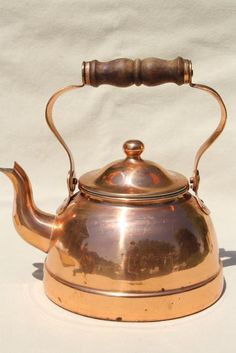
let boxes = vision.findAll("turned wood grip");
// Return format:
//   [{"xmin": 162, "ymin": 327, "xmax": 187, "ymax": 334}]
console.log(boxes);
[{"xmin": 82, "ymin": 57, "xmax": 192, "ymax": 87}]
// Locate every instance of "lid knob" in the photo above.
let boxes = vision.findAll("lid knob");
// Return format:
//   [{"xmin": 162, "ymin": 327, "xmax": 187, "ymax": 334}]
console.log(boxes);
[{"xmin": 123, "ymin": 140, "xmax": 144, "ymax": 158}]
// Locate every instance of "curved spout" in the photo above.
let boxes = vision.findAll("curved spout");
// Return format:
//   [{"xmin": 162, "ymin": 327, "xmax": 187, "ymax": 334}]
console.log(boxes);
[{"xmin": 0, "ymin": 162, "xmax": 55, "ymax": 253}]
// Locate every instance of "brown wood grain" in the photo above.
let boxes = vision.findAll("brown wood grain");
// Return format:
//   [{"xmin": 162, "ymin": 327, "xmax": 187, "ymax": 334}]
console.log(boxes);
[{"xmin": 82, "ymin": 57, "xmax": 190, "ymax": 87}]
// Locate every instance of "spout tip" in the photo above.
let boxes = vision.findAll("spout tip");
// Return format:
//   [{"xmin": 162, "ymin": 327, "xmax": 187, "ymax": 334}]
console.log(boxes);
[
  {"xmin": 0, "ymin": 162, "xmax": 21, "ymax": 176},
  {"xmin": 0, "ymin": 167, "xmax": 12, "ymax": 174}
]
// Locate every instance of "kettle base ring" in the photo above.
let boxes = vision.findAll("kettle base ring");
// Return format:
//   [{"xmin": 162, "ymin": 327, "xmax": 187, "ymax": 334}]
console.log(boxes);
[{"xmin": 44, "ymin": 266, "xmax": 224, "ymax": 322}]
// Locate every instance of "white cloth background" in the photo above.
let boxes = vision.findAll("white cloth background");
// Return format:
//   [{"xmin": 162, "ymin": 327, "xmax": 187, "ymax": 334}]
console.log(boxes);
[{"xmin": 0, "ymin": 1, "xmax": 235, "ymax": 352}]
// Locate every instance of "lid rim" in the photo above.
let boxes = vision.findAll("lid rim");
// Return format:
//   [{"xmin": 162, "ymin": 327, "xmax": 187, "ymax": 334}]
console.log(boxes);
[{"xmin": 79, "ymin": 184, "xmax": 189, "ymax": 200}]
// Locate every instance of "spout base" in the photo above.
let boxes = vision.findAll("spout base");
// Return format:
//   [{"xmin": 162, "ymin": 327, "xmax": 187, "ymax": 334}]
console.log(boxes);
[{"xmin": 43, "ymin": 265, "xmax": 224, "ymax": 322}]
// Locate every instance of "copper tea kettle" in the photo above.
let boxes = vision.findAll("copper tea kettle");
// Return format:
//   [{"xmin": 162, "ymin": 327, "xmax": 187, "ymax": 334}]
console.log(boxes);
[{"xmin": 0, "ymin": 57, "xmax": 227, "ymax": 321}]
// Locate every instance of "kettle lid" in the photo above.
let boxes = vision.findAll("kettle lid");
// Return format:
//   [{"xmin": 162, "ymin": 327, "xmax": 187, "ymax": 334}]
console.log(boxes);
[{"xmin": 79, "ymin": 140, "xmax": 189, "ymax": 200}]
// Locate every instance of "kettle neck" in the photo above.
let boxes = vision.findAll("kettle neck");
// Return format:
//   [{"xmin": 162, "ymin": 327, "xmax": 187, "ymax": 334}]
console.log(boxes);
[{"xmin": 0, "ymin": 162, "xmax": 55, "ymax": 253}]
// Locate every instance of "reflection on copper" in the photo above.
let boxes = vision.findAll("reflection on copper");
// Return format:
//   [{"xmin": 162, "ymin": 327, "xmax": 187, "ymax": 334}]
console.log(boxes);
[
  {"xmin": 46, "ymin": 191, "xmax": 219, "ymax": 288},
  {"xmin": 118, "ymin": 207, "xmax": 128, "ymax": 250}
]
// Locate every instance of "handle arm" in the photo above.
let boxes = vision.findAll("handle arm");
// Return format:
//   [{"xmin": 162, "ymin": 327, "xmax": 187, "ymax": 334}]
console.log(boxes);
[
  {"xmin": 45, "ymin": 84, "xmax": 84, "ymax": 202},
  {"xmin": 190, "ymin": 83, "xmax": 227, "ymax": 197}
]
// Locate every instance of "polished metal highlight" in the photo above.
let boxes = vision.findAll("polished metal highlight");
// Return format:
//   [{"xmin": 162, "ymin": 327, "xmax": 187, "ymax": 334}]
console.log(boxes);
[{"xmin": 0, "ymin": 57, "xmax": 227, "ymax": 321}]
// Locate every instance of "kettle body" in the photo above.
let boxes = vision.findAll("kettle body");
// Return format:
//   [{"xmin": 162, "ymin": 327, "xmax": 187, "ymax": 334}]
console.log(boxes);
[{"xmin": 45, "ymin": 190, "xmax": 223, "ymax": 321}]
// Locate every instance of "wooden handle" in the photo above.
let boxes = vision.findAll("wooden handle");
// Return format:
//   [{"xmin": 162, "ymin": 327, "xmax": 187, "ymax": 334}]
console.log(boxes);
[{"xmin": 82, "ymin": 57, "xmax": 192, "ymax": 87}]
